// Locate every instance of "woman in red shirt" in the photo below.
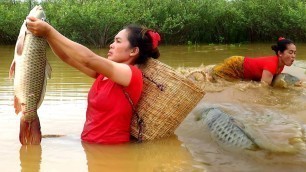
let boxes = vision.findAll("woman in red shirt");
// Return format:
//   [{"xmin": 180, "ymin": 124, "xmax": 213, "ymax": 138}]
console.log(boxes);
[
  {"xmin": 211, "ymin": 38, "xmax": 297, "ymax": 85},
  {"xmin": 26, "ymin": 17, "xmax": 161, "ymax": 144}
]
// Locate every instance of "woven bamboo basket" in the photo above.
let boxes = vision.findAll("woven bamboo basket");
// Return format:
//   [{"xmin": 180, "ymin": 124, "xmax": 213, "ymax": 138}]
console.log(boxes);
[{"xmin": 130, "ymin": 58, "xmax": 205, "ymax": 140}]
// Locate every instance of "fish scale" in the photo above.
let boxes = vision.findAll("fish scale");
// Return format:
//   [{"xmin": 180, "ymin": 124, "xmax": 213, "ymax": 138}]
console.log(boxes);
[
  {"xmin": 201, "ymin": 108, "xmax": 258, "ymax": 150},
  {"xmin": 15, "ymin": 35, "xmax": 47, "ymax": 122},
  {"xmin": 9, "ymin": 5, "xmax": 50, "ymax": 144}
]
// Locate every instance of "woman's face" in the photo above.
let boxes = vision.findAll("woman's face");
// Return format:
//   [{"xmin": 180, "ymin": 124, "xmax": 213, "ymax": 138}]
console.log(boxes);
[
  {"xmin": 107, "ymin": 29, "xmax": 135, "ymax": 63},
  {"xmin": 279, "ymin": 43, "xmax": 296, "ymax": 66}
]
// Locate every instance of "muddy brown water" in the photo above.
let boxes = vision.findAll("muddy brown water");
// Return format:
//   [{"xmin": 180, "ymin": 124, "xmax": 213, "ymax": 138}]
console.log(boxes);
[{"xmin": 1, "ymin": 43, "xmax": 306, "ymax": 171}]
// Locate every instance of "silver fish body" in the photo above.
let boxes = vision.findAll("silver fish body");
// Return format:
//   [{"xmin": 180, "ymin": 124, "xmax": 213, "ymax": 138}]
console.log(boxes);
[
  {"xmin": 201, "ymin": 108, "xmax": 257, "ymax": 151},
  {"xmin": 14, "ymin": 35, "xmax": 48, "ymax": 121},
  {"xmin": 272, "ymin": 73, "xmax": 301, "ymax": 88},
  {"xmin": 9, "ymin": 5, "xmax": 51, "ymax": 145}
]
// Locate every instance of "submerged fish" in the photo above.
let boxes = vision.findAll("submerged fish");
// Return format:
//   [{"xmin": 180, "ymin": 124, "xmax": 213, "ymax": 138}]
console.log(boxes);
[
  {"xmin": 200, "ymin": 108, "xmax": 258, "ymax": 151},
  {"xmin": 272, "ymin": 73, "xmax": 301, "ymax": 88},
  {"xmin": 199, "ymin": 107, "xmax": 306, "ymax": 153},
  {"xmin": 9, "ymin": 5, "xmax": 51, "ymax": 145}
]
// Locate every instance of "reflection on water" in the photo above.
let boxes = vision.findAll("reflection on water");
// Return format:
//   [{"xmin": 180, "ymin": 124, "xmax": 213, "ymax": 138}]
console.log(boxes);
[
  {"xmin": 1, "ymin": 44, "xmax": 306, "ymax": 171},
  {"xmin": 82, "ymin": 138, "xmax": 198, "ymax": 172},
  {"xmin": 20, "ymin": 145, "xmax": 42, "ymax": 172}
]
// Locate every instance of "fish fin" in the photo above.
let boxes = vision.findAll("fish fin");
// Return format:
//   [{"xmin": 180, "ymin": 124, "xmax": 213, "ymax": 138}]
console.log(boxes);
[
  {"xmin": 16, "ymin": 35, "xmax": 25, "ymax": 56},
  {"xmin": 14, "ymin": 96, "xmax": 22, "ymax": 115},
  {"xmin": 230, "ymin": 117, "xmax": 246, "ymax": 130},
  {"xmin": 19, "ymin": 116, "xmax": 42, "ymax": 145},
  {"xmin": 9, "ymin": 60, "xmax": 16, "ymax": 79},
  {"xmin": 231, "ymin": 117, "xmax": 257, "ymax": 144},
  {"xmin": 45, "ymin": 61, "xmax": 52, "ymax": 79},
  {"xmin": 16, "ymin": 20, "xmax": 27, "ymax": 56},
  {"xmin": 280, "ymin": 78, "xmax": 288, "ymax": 88},
  {"xmin": 16, "ymin": 31, "xmax": 26, "ymax": 56}
]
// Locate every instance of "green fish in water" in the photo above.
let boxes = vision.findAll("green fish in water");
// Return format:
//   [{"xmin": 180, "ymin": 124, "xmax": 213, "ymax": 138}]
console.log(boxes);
[{"xmin": 272, "ymin": 73, "xmax": 301, "ymax": 88}]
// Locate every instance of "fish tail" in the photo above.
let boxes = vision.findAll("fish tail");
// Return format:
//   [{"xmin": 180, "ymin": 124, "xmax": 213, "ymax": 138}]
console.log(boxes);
[{"xmin": 19, "ymin": 116, "xmax": 42, "ymax": 145}]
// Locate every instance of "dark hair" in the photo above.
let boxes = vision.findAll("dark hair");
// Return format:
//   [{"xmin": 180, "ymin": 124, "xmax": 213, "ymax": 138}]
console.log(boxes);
[
  {"xmin": 271, "ymin": 38, "xmax": 295, "ymax": 55},
  {"xmin": 124, "ymin": 24, "xmax": 160, "ymax": 64}
]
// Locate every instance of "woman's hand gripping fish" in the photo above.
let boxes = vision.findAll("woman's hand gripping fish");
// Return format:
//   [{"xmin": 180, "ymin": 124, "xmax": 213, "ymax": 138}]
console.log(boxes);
[
  {"xmin": 9, "ymin": 5, "xmax": 51, "ymax": 145},
  {"xmin": 272, "ymin": 73, "xmax": 302, "ymax": 88}
]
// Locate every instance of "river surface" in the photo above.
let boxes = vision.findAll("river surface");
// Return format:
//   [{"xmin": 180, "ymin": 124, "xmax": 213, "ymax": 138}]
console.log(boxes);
[{"xmin": 1, "ymin": 43, "xmax": 306, "ymax": 172}]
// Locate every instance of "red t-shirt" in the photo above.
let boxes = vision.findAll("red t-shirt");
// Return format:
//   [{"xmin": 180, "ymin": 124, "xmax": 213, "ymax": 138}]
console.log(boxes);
[
  {"xmin": 243, "ymin": 56, "xmax": 284, "ymax": 81},
  {"xmin": 81, "ymin": 65, "xmax": 143, "ymax": 144}
]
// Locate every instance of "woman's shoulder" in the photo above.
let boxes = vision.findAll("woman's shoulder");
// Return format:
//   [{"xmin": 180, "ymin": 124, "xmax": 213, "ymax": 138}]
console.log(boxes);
[
  {"xmin": 248, "ymin": 55, "xmax": 277, "ymax": 59},
  {"xmin": 245, "ymin": 55, "xmax": 277, "ymax": 62},
  {"xmin": 127, "ymin": 65, "xmax": 143, "ymax": 84}
]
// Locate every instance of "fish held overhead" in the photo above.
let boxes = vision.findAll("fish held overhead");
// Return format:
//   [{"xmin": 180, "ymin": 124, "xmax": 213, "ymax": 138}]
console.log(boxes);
[{"xmin": 9, "ymin": 5, "xmax": 51, "ymax": 145}]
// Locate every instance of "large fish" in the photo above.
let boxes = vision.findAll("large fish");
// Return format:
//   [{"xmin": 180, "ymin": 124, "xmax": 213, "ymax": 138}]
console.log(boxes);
[
  {"xmin": 199, "ymin": 107, "xmax": 306, "ymax": 153},
  {"xmin": 272, "ymin": 73, "xmax": 301, "ymax": 88},
  {"xmin": 200, "ymin": 108, "xmax": 258, "ymax": 151},
  {"xmin": 9, "ymin": 5, "xmax": 51, "ymax": 145}
]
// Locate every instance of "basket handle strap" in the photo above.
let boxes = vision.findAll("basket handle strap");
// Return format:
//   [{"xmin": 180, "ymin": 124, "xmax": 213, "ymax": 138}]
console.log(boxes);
[
  {"xmin": 142, "ymin": 73, "xmax": 165, "ymax": 91},
  {"xmin": 122, "ymin": 88, "xmax": 143, "ymax": 143}
]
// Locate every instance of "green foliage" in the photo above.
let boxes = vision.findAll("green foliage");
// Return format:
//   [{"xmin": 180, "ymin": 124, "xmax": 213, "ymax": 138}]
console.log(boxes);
[
  {"xmin": 0, "ymin": 0, "xmax": 305, "ymax": 46},
  {"xmin": 0, "ymin": 1, "xmax": 27, "ymax": 44}
]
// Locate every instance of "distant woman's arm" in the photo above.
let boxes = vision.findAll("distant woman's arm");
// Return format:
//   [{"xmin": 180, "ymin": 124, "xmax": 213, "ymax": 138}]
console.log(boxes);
[{"xmin": 261, "ymin": 70, "xmax": 274, "ymax": 85}]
